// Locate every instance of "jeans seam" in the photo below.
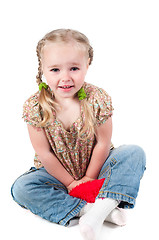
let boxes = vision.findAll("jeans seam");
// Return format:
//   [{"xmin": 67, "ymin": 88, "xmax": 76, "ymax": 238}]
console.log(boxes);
[
  {"xmin": 98, "ymin": 165, "xmax": 110, "ymax": 178},
  {"xmin": 98, "ymin": 168, "xmax": 111, "ymax": 196},
  {"xmin": 98, "ymin": 157, "xmax": 117, "ymax": 179},
  {"xmin": 110, "ymin": 157, "xmax": 117, "ymax": 165},
  {"xmin": 59, "ymin": 199, "xmax": 84, "ymax": 225},
  {"xmin": 98, "ymin": 190, "xmax": 136, "ymax": 201}
]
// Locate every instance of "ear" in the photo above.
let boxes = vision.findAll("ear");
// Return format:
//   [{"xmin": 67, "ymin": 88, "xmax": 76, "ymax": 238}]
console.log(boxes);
[{"xmin": 86, "ymin": 58, "xmax": 90, "ymax": 69}]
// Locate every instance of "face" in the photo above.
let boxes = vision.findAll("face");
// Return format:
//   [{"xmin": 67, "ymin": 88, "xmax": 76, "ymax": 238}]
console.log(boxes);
[{"xmin": 41, "ymin": 41, "xmax": 89, "ymax": 102}]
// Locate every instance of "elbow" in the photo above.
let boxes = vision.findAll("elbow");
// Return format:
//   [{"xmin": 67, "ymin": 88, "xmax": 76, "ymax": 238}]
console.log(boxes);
[
  {"xmin": 96, "ymin": 141, "xmax": 111, "ymax": 151},
  {"xmin": 95, "ymin": 142, "xmax": 111, "ymax": 158}
]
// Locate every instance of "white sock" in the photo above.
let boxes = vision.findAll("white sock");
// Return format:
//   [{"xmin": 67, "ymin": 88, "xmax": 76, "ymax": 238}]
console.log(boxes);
[
  {"xmin": 79, "ymin": 203, "xmax": 127, "ymax": 227},
  {"xmin": 79, "ymin": 198, "xmax": 118, "ymax": 240},
  {"xmin": 106, "ymin": 207, "xmax": 127, "ymax": 226}
]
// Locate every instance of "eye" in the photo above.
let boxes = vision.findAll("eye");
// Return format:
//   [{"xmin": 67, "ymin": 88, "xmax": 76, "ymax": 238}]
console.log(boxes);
[
  {"xmin": 50, "ymin": 68, "xmax": 60, "ymax": 72},
  {"xmin": 70, "ymin": 67, "xmax": 79, "ymax": 71}
]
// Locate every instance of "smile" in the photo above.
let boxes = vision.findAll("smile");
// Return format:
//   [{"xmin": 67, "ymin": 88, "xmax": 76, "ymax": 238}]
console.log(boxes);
[{"xmin": 58, "ymin": 85, "xmax": 74, "ymax": 89}]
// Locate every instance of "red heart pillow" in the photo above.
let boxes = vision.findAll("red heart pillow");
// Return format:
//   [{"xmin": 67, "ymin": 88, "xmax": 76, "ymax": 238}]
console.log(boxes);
[{"xmin": 69, "ymin": 178, "xmax": 105, "ymax": 203}]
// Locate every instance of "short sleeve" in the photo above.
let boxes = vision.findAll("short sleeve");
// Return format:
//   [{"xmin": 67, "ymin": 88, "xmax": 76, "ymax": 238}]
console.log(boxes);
[
  {"xmin": 89, "ymin": 87, "xmax": 113, "ymax": 127},
  {"xmin": 22, "ymin": 92, "xmax": 42, "ymax": 127}
]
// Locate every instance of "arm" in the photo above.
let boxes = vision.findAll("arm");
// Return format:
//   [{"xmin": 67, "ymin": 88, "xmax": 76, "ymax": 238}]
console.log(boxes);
[
  {"xmin": 85, "ymin": 117, "xmax": 112, "ymax": 179},
  {"xmin": 27, "ymin": 124, "xmax": 74, "ymax": 187}
]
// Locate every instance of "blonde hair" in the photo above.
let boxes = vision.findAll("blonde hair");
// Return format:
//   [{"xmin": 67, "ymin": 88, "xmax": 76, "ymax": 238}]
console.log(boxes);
[{"xmin": 36, "ymin": 29, "xmax": 95, "ymax": 139}]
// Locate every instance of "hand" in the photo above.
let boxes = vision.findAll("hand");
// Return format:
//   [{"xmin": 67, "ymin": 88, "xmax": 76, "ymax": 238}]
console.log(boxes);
[
  {"xmin": 67, "ymin": 179, "xmax": 84, "ymax": 193},
  {"xmin": 81, "ymin": 176, "xmax": 95, "ymax": 183},
  {"xmin": 67, "ymin": 176, "xmax": 95, "ymax": 193}
]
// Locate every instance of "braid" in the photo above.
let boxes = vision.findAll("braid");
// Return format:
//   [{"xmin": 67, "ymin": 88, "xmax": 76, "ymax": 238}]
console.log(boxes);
[
  {"xmin": 35, "ymin": 37, "xmax": 56, "ymax": 127},
  {"xmin": 36, "ymin": 38, "xmax": 46, "ymax": 86}
]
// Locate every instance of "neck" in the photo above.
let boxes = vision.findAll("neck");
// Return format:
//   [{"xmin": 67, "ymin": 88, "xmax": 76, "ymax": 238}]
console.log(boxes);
[{"xmin": 55, "ymin": 95, "xmax": 79, "ymax": 110}]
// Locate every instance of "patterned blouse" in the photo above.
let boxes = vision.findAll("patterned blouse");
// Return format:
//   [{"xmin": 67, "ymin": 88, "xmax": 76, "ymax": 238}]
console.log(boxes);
[{"xmin": 23, "ymin": 82, "xmax": 113, "ymax": 180}]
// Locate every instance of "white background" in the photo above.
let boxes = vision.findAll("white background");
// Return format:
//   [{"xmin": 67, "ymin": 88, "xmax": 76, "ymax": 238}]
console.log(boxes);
[{"xmin": 1, "ymin": 0, "xmax": 159, "ymax": 239}]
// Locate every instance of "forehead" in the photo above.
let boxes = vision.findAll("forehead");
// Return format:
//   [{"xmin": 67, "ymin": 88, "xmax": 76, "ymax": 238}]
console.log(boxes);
[{"xmin": 41, "ymin": 41, "xmax": 87, "ymax": 61}]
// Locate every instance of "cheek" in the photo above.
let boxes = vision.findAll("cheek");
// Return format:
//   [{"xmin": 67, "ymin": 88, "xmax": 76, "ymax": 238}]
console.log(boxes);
[
  {"xmin": 44, "ymin": 76, "xmax": 54, "ymax": 88},
  {"xmin": 43, "ymin": 71, "xmax": 55, "ymax": 85},
  {"xmin": 78, "ymin": 70, "xmax": 87, "ymax": 80},
  {"xmin": 47, "ymin": 79, "xmax": 55, "ymax": 88}
]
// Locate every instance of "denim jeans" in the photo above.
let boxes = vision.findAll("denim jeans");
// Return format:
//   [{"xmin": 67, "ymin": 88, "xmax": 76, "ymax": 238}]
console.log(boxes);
[{"xmin": 11, "ymin": 145, "xmax": 146, "ymax": 226}]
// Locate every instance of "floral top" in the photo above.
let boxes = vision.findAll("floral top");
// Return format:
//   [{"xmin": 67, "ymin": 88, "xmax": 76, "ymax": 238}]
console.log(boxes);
[{"xmin": 23, "ymin": 82, "xmax": 113, "ymax": 180}]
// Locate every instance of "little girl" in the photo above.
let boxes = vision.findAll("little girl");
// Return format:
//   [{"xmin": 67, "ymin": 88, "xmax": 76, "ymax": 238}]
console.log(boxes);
[{"xmin": 11, "ymin": 29, "xmax": 146, "ymax": 240}]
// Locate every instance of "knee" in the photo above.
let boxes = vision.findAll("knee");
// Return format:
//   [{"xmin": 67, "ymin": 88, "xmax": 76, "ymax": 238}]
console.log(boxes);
[
  {"xmin": 126, "ymin": 145, "xmax": 146, "ymax": 175},
  {"xmin": 11, "ymin": 175, "xmax": 31, "ymax": 207}
]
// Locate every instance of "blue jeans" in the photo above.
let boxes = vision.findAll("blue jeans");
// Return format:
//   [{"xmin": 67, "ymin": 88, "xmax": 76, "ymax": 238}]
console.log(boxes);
[{"xmin": 11, "ymin": 145, "xmax": 146, "ymax": 226}]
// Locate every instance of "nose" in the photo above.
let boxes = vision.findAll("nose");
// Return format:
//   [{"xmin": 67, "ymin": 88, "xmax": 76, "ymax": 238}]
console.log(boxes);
[{"xmin": 61, "ymin": 70, "xmax": 71, "ymax": 82}]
